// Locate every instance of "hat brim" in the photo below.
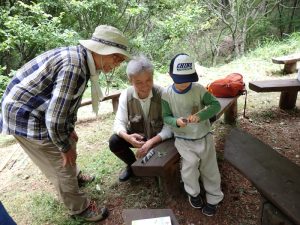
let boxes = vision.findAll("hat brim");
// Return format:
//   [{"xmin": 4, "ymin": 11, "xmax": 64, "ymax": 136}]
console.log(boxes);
[
  {"xmin": 171, "ymin": 72, "xmax": 199, "ymax": 84},
  {"xmin": 79, "ymin": 40, "xmax": 131, "ymax": 59}
]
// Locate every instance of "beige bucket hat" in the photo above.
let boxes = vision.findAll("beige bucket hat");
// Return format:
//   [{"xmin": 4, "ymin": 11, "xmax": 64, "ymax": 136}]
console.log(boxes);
[{"xmin": 79, "ymin": 25, "xmax": 131, "ymax": 59}]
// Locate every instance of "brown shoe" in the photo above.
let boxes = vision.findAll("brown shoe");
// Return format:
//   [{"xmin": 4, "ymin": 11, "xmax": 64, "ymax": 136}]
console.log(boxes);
[
  {"xmin": 74, "ymin": 201, "xmax": 109, "ymax": 222},
  {"xmin": 77, "ymin": 171, "xmax": 95, "ymax": 187}
]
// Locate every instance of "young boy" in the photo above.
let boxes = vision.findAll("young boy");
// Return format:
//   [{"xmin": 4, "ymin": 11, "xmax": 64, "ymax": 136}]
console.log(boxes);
[{"xmin": 162, "ymin": 53, "xmax": 224, "ymax": 216}]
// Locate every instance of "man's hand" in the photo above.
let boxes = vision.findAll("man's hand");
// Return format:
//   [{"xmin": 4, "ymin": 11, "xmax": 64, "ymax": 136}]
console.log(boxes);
[
  {"xmin": 126, "ymin": 133, "xmax": 146, "ymax": 148},
  {"xmin": 70, "ymin": 130, "xmax": 78, "ymax": 142},
  {"xmin": 136, "ymin": 139, "xmax": 153, "ymax": 158},
  {"xmin": 61, "ymin": 146, "xmax": 77, "ymax": 167}
]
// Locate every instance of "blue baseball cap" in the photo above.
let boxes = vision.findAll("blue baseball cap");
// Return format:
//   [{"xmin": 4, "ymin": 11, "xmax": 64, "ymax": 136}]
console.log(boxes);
[{"xmin": 169, "ymin": 53, "xmax": 199, "ymax": 84}]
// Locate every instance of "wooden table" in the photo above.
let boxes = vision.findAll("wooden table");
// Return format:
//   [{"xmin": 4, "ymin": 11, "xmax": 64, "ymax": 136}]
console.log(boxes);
[
  {"xmin": 122, "ymin": 209, "xmax": 180, "ymax": 225},
  {"xmin": 249, "ymin": 79, "xmax": 300, "ymax": 109},
  {"xmin": 272, "ymin": 53, "xmax": 300, "ymax": 74}
]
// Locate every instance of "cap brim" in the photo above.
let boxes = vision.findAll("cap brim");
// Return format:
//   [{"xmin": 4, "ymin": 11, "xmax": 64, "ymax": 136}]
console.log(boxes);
[
  {"xmin": 79, "ymin": 40, "xmax": 131, "ymax": 59},
  {"xmin": 171, "ymin": 72, "xmax": 199, "ymax": 84}
]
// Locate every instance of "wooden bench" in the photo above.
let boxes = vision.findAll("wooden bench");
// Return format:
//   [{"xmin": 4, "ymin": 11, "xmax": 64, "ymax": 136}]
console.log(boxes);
[
  {"xmin": 249, "ymin": 79, "xmax": 300, "ymax": 110},
  {"xmin": 224, "ymin": 128, "xmax": 300, "ymax": 225},
  {"xmin": 131, "ymin": 96, "xmax": 242, "ymax": 196},
  {"xmin": 80, "ymin": 91, "xmax": 121, "ymax": 113},
  {"xmin": 272, "ymin": 53, "xmax": 300, "ymax": 74}
]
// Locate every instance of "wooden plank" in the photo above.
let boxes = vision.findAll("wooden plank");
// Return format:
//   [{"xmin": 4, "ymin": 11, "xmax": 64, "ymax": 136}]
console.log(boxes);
[
  {"xmin": 249, "ymin": 79, "xmax": 300, "ymax": 92},
  {"xmin": 80, "ymin": 92, "xmax": 121, "ymax": 107},
  {"xmin": 122, "ymin": 209, "xmax": 180, "ymax": 225},
  {"xmin": 210, "ymin": 96, "xmax": 239, "ymax": 123},
  {"xmin": 131, "ymin": 139, "xmax": 180, "ymax": 177},
  {"xmin": 224, "ymin": 128, "xmax": 300, "ymax": 225},
  {"xmin": 0, "ymin": 149, "xmax": 18, "ymax": 172}
]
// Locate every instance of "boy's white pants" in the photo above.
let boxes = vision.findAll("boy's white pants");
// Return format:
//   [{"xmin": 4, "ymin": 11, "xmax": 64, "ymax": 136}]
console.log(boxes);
[{"xmin": 175, "ymin": 133, "xmax": 224, "ymax": 205}]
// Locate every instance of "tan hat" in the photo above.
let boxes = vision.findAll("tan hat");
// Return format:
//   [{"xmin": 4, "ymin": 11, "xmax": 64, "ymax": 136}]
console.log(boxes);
[{"xmin": 79, "ymin": 25, "xmax": 131, "ymax": 59}]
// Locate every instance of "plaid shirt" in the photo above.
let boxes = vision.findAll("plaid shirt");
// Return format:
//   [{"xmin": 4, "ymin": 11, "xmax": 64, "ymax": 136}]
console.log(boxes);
[{"xmin": 0, "ymin": 45, "xmax": 89, "ymax": 152}]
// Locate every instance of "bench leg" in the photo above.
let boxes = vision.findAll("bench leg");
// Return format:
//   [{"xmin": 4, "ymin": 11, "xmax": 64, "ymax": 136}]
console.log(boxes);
[
  {"xmin": 260, "ymin": 197, "xmax": 294, "ymax": 225},
  {"xmin": 279, "ymin": 91, "xmax": 298, "ymax": 110},
  {"xmin": 112, "ymin": 98, "xmax": 119, "ymax": 113},
  {"xmin": 224, "ymin": 99, "xmax": 237, "ymax": 124},
  {"xmin": 283, "ymin": 62, "xmax": 297, "ymax": 74},
  {"xmin": 159, "ymin": 161, "xmax": 182, "ymax": 197}
]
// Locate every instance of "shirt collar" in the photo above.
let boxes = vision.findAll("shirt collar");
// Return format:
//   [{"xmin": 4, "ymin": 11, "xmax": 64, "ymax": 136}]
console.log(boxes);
[
  {"xmin": 133, "ymin": 89, "xmax": 153, "ymax": 101},
  {"xmin": 172, "ymin": 83, "xmax": 192, "ymax": 94}
]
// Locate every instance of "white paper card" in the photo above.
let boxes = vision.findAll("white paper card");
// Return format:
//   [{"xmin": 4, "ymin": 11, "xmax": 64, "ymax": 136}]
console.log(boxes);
[
  {"xmin": 297, "ymin": 69, "xmax": 300, "ymax": 81},
  {"xmin": 131, "ymin": 216, "xmax": 172, "ymax": 225}
]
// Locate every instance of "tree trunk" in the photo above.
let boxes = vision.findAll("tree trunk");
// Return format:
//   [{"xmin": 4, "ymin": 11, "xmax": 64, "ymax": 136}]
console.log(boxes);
[{"xmin": 288, "ymin": 0, "xmax": 299, "ymax": 33}]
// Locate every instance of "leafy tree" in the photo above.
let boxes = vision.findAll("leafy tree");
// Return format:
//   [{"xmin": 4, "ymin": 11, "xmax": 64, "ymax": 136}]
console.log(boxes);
[
  {"xmin": 201, "ymin": 0, "xmax": 282, "ymax": 57},
  {"xmin": 0, "ymin": 1, "xmax": 79, "ymax": 75}
]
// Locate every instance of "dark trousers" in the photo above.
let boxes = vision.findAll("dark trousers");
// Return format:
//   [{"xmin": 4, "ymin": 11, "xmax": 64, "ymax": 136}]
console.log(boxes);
[{"xmin": 109, "ymin": 134, "xmax": 136, "ymax": 166}]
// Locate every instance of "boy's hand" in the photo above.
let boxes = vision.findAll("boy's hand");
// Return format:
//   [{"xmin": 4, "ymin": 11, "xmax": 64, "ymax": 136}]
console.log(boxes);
[
  {"xmin": 187, "ymin": 114, "xmax": 200, "ymax": 123},
  {"xmin": 176, "ymin": 117, "xmax": 187, "ymax": 128}
]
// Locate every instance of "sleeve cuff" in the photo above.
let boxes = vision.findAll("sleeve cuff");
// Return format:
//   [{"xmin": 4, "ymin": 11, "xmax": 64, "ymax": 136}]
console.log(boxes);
[{"xmin": 58, "ymin": 142, "xmax": 71, "ymax": 153}]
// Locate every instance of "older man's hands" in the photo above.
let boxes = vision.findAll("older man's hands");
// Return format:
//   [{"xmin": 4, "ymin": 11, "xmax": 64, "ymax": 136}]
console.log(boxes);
[
  {"xmin": 126, "ymin": 133, "xmax": 146, "ymax": 148},
  {"xmin": 136, "ymin": 140, "xmax": 153, "ymax": 158}
]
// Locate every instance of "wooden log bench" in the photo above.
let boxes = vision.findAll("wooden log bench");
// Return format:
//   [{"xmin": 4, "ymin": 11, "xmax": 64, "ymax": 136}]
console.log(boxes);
[
  {"xmin": 249, "ymin": 79, "xmax": 300, "ymax": 110},
  {"xmin": 80, "ymin": 91, "xmax": 121, "ymax": 113},
  {"xmin": 224, "ymin": 128, "xmax": 300, "ymax": 225},
  {"xmin": 272, "ymin": 53, "xmax": 300, "ymax": 74},
  {"xmin": 131, "ymin": 95, "xmax": 242, "ymax": 196}
]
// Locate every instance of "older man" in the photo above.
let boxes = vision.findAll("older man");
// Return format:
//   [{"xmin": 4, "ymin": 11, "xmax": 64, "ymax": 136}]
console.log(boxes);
[
  {"xmin": 0, "ymin": 25, "xmax": 130, "ymax": 222},
  {"xmin": 109, "ymin": 55, "xmax": 172, "ymax": 182}
]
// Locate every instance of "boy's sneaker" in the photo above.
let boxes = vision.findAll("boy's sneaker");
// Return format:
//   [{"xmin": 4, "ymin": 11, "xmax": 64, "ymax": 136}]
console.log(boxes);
[
  {"xmin": 74, "ymin": 201, "xmax": 109, "ymax": 222},
  {"xmin": 202, "ymin": 203, "xmax": 217, "ymax": 216},
  {"xmin": 188, "ymin": 194, "xmax": 203, "ymax": 209},
  {"xmin": 77, "ymin": 171, "xmax": 95, "ymax": 187}
]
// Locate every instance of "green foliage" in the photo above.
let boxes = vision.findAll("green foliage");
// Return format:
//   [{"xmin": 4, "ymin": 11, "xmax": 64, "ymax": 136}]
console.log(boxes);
[
  {"xmin": 0, "ymin": 75, "xmax": 10, "ymax": 98},
  {"xmin": 130, "ymin": 1, "xmax": 210, "ymax": 70},
  {"xmin": 0, "ymin": 0, "xmax": 299, "ymax": 84},
  {"xmin": 248, "ymin": 32, "xmax": 300, "ymax": 60},
  {"xmin": 0, "ymin": 1, "xmax": 79, "ymax": 74}
]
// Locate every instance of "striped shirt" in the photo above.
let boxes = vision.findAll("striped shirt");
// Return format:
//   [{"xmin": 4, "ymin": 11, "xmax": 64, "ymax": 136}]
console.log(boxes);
[{"xmin": 0, "ymin": 45, "xmax": 89, "ymax": 152}]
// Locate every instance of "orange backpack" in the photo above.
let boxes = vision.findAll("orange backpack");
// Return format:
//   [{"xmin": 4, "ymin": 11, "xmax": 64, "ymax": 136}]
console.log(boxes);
[{"xmin": 207, "ymin": 73, "xmax": 245, "ymax": 97}]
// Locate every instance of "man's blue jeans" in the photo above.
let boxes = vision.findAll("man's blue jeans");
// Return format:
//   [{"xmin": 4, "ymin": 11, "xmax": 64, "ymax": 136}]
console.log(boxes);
[{"xmin": 0, "ymin": 201, "xmax": 17, "ymax": 225}]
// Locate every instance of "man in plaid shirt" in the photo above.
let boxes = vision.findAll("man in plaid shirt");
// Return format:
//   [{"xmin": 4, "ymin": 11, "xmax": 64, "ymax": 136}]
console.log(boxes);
[{"xmin": 0, "ymin": 25, "xmax": 130, "ymax": 222}]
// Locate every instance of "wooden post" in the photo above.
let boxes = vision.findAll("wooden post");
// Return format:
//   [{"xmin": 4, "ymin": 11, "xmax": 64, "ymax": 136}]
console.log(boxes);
[
  {"xmin": 112, "ymin": 98, "xmax": 119, "ymax": 113},
  {"xmin": 279, "ymin": 91, "xmax": 298, "ymax": 109},
  {"xmin": 160, "ymin": 161, "xmax": 182, "ymax": 197},
  {"xmin": 283, "ymin": 62, "xmax": 297, "ymax": 74},
  {"xmin": 224, "ymin": 99, "xmax": 237, "ymax": 124}
]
